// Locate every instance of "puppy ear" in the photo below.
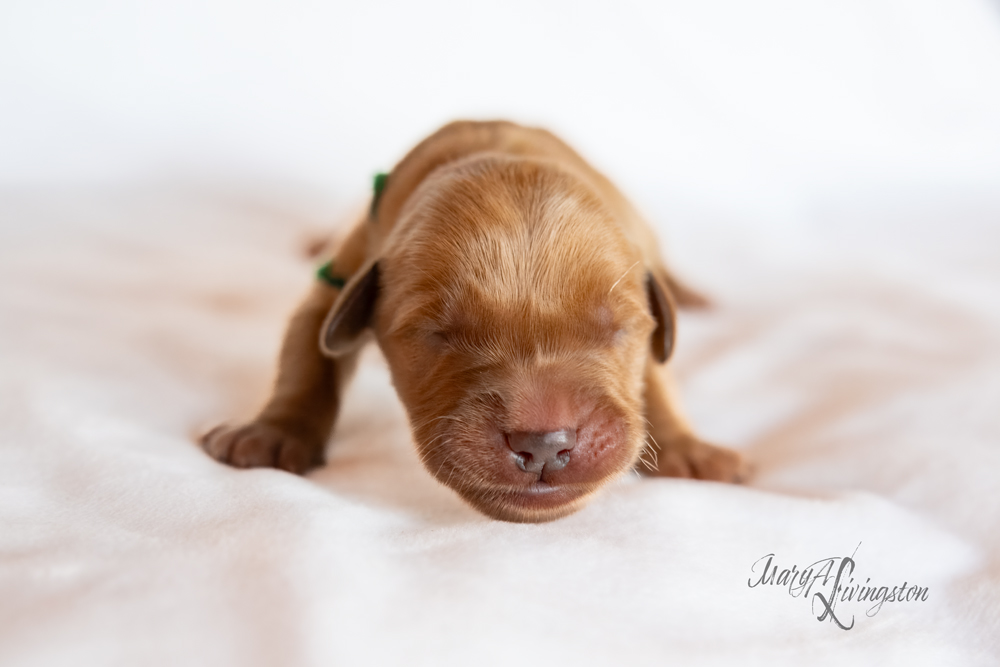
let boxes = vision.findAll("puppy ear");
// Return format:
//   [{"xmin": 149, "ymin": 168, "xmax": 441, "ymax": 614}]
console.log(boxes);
[
  {"xmin": 320, "ymin": 261, "xmax": 380, "ymax": 357},
  {"xmin": 646, "ymin": 270, "xmax": 677, "ymax": 363}
]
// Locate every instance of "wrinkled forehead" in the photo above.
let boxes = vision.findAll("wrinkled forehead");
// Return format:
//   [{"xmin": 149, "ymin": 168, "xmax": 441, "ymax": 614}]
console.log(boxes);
[{"xmin": 381, "ymin": 163, "xmax": 647, "ymax": 333}]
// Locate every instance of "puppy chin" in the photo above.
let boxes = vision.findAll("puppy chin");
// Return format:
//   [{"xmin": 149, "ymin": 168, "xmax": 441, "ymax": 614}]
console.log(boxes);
[
  {"xmin": 424, "ymin": 455, "xmax": 605, "ymax": 523},
  {"xmin": 458, "ymin": 483, "xmax": 595, "ymax": 523}
]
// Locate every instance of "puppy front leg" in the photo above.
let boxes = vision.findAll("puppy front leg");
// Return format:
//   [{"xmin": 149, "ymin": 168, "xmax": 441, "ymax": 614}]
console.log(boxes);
[
  {"xmin": 201, "ymin": 283, "xmax": 360, "ymax": 473},
  {"xmin": 202, "ymin": 222, "xmax": 370, "ymax": 474},
  {"xmin": 640, "ymin": 360, "xmax": 746, "ymax": 482}
]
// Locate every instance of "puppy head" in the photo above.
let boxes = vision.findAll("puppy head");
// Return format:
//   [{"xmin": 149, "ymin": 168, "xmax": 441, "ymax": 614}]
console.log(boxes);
[{"xmin": 323, "ymin": 157, "xmax": 675, "ymax": 522}]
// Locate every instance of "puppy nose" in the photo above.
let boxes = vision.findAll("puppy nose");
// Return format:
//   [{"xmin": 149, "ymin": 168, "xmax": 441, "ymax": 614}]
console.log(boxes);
[{"xmin": 507, "ymin": 430, "xmax": 576, "ymax": 474}]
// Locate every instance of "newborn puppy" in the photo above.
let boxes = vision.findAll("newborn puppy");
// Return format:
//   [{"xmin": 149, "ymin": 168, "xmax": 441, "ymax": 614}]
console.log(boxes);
[{"xmin": 202, "ymin": 120, "xmax": 744, "ymax": 522}]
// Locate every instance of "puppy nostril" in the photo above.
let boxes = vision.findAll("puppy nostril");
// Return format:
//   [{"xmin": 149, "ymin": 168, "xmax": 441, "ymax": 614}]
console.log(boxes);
[{"xmin": 549, "ymin": 449, "xmax": 571, "ymax": 472}]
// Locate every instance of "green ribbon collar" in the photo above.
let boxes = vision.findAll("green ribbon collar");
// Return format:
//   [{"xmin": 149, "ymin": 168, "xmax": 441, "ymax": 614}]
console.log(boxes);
[{"xmin": 317, "ymin": 172, "xmax": 388, "ymax": 289}]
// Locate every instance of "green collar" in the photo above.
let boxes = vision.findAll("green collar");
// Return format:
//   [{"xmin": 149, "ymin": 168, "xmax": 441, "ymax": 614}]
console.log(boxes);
[
  {"xmin": 316, "ymin": 260, "xmax": 346, "ymax": 288},
  {"xmin": 317, "ymin": 172, "xmax": 388, "ymax": 289},
  {"xmin": 370, "ymin": 171, "xmax": 389, "ymax": 218}
]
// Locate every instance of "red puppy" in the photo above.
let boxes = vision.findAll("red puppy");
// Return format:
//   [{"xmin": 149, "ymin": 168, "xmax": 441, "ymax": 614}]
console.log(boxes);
[{"xmin": 203, "ymin": 121, "xmax": 744, "ymax": 522}]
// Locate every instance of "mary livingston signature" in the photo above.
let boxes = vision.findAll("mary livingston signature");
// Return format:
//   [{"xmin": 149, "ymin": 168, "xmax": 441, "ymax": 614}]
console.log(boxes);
[{"xmin": 747, "ymin": 544, "xmax": 929, "ymax": 630}]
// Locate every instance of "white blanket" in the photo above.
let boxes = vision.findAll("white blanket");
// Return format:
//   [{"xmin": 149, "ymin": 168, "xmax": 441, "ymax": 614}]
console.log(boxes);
[
  {"xmin": 1, "ymin": 182, "xmax": 997, "ymax": 665},
  {"xmin": 2, "ymin": 0, "xmax": 999, "ymax": 664}
]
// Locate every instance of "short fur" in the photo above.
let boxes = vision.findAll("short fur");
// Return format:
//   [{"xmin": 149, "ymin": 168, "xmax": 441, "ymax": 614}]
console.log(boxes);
[{"xmin": 202, "ymin": 121, "xmax": 744, "ymax": 522}]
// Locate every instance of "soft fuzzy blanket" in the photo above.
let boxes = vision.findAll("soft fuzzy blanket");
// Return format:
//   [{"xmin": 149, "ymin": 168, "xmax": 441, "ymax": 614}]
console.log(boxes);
[{"xmin": 1, "ymin": 182, "xmax": 997, "ymax": 665}]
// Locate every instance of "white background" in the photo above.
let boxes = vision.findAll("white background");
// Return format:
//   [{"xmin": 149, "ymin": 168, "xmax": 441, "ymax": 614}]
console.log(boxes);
[{"xmin": 4, "ymin": 0, "xmax": 1000, "ymax": 209}]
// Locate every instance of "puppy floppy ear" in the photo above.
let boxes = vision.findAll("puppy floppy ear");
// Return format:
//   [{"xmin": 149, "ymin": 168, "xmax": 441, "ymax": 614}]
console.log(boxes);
[
  {"xmin": 646, "ymin": 270, "xmax": 677, "ymax": 363},
  {"xmin": 320, "ymin": 261, "xmax": 380, "ymax": 357}
]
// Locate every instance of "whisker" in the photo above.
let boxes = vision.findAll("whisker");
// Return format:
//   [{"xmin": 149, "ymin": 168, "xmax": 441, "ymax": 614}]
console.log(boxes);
[
  {"xmin": 637, "ymin": 430, "xmax": 660, "ymax": 472},
  {"xmin": 608, "ymin": 260, "xmax": 640, "ymax": 294}
]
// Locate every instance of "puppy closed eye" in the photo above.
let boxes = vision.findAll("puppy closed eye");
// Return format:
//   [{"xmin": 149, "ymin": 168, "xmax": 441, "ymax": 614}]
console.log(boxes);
[
  {"xmin": 426, "ymin": 328, "xmax": 457, "ymax": 350},
  {"xmin": 591, "ymin": 305, "xmax": 632, "ymax": 347}
]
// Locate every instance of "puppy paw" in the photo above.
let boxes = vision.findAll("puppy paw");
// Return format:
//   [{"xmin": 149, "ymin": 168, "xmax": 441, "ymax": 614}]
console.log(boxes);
[
  {"xmin": 645, "ymin": 435, "xmax": 748, "ymax": 483},
  {"xmin": 200, "ymin": 422, "xmax": 324, "ymax": 475}
]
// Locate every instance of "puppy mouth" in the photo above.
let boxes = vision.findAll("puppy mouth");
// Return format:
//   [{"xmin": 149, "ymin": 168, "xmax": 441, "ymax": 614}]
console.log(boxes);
[
  {"xmin": 518, "ymin": 480, "xmax": 562, "ymax": 495},
  {"xmin": 428, "ymin": 452, "xmax": 592, "ymax": 521},
  {"xmin": 475, "ymin": 480, "xmax": 592, "ymax": 522},
  {"xmin": 501, "ymin": 479, "xmax": 572, "ymax": 505}
]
